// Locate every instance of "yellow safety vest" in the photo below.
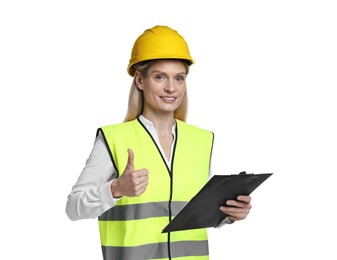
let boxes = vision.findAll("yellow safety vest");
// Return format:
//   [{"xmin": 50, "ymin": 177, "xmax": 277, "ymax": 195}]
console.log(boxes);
[{"xmin": 97, "ymin": 118, "xmax": 214, "ymax": 260}]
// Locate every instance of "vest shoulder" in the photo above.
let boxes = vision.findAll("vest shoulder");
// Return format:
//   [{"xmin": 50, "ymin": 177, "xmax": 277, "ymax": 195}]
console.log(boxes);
[
  {"xmin": 176, "ymin": 120, "xmax": 213, "ymax": 135},
  {"xmin": 97, "ymin": 120, "xmax": 138, "ymax": 137},
  {"xmin": 100, "ymin": 120, "xmax": 136, "ymax": 130}
]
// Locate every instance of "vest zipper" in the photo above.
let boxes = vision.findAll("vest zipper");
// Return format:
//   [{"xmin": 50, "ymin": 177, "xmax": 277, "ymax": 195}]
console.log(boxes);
[
  {"xmin": 167, "ymin": 170, "xmax": 173, "ymax": 260},
  {"xmin": 167, "ymin": 122, "xmax": 178, "ymax": 260}
]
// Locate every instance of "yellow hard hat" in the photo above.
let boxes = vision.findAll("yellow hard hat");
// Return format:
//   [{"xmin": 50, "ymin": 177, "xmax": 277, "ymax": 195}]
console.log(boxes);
[{"xmin": 127, "ymin": 25, "xmax": 194, "ymax": 76}]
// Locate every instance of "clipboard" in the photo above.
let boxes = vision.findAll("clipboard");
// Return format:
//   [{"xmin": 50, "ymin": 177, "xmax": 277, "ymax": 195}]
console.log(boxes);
[{"xmin": 162, "ymin": 172, "xmax": 272, "ymax": 233}]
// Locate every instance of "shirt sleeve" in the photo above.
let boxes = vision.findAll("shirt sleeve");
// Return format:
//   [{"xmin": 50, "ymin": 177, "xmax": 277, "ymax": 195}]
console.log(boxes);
[{"xmin": 65, "ymin": 132, "xmax": 119, "ymax": 221}]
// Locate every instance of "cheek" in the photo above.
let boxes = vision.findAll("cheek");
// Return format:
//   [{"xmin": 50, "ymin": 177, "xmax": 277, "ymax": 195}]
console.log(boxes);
[{"xmin": 179, "ymin": 85, "xmax": 186, "ymax": 95}]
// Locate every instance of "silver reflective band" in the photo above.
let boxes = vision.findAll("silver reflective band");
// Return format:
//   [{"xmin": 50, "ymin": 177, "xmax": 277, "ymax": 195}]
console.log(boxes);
[
  {"xmin": 102, "ymin": 240, "xmax": 209, "ymax": 259},
  {"xmin": 99, "ymin": 201, "xmax": 188, "ymax": 221}
]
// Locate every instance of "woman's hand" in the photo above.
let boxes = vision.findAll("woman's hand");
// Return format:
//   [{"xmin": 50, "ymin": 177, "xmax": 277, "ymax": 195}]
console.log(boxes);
[
  {"xmin": 110, "ymin": 149, "xmax": 149, "ymax": 198},
  {"xmin": 220, "ymin": 195, "xmax": 252, "ymax": 221}
]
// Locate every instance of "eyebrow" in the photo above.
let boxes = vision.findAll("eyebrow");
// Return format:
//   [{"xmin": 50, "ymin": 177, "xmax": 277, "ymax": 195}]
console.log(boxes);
[{"xmin": 150, "ymin": 70, "xmax": 187, "ymax": 76}]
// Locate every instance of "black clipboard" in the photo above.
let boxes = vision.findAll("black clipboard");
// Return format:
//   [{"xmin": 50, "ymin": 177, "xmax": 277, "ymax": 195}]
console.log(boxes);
[{"xmin": 162, "ymin": 172, "xmax": 272, "ymax": 233}]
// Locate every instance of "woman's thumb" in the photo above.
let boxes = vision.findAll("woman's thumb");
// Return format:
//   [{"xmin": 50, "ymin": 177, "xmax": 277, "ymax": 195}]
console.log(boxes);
[{"xmin": 126, "ymin": 148, "xmax": 135, "ymax": 170}]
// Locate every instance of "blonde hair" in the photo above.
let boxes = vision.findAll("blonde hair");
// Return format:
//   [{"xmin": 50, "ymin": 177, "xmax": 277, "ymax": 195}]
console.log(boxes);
[{"xmin": 124, "ymin": 60, "xmax": 190, "ymax": 122}]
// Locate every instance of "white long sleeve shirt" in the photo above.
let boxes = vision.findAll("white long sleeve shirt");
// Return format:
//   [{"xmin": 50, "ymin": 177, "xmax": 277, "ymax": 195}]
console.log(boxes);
[{"xmin": 65, "ymin": 116, "xmax": 231, "ymax": 224}]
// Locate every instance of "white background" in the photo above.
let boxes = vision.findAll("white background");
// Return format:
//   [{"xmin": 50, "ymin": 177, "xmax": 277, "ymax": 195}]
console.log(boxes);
[{"xmin": 1, "ymin": 1, "xmax": 336, "ymax": 259}]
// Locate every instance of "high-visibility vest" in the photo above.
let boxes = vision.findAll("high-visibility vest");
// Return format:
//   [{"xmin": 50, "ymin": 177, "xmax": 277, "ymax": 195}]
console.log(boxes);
[{"xmin": 97, "ymin": 118, "xmax": 214, "ymax": 260}]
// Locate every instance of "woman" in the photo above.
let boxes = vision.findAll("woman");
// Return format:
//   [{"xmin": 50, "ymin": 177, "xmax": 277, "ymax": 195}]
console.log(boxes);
[{"xmin": 66, "ymin": 25, "xmax": 252, "ymax": 260}]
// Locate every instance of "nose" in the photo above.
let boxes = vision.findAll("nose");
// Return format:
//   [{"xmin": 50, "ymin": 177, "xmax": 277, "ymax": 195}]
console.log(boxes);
[{"xmin": 164, "ymin": 79, "xmax": 176, "ymax": 93}]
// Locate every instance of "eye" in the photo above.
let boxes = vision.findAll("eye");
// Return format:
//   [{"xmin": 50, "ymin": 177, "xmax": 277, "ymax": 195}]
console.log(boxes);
[
  {"xmin": 175, "ymin": 76, "xmax": 186, "ymax": 83},
  {"xmin": 154, "ymin": 74, "xmax": 165, "ymax": 81}
]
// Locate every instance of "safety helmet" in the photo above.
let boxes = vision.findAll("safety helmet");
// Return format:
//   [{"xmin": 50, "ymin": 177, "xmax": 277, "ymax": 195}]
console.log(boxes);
[{"xmin": 127, "ymin": 25, "xmax": 194, "ymax": 76}]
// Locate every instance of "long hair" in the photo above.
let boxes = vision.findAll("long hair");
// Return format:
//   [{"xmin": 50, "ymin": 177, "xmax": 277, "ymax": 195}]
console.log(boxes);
[{"xmin": 123, "ymin": 60, "xmax": 190, "ymax": 122}]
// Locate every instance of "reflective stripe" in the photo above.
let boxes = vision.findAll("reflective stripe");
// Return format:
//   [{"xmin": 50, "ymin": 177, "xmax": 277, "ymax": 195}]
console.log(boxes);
[
  {"xmin": 102, "ymin": 240, "xmax": 209, "ymax": 260},
  {"xmin": 99, "ymin": 217, "xmax": 207, "ymax": 247},
  {"xmin": 99, "ymin": 201, "xmax": 187, "ymax": 221}
]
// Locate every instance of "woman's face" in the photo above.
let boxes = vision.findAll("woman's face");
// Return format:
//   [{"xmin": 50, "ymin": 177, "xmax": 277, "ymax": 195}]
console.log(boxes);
[{"xmin": 136, "ymin": 60, "xmax": 187, "ymax": 117}]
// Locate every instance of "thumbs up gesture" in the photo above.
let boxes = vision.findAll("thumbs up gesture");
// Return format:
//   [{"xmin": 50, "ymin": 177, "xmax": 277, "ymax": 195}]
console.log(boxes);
[{"xmin": 110, "ymin": 149, "xmax": 149, "ymax": 198}]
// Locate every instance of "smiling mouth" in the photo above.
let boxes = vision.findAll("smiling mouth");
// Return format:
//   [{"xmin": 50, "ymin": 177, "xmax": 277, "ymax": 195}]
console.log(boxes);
[{"xmin": 160, "ymin": 97, "xmax": 177, "ymax": 102}]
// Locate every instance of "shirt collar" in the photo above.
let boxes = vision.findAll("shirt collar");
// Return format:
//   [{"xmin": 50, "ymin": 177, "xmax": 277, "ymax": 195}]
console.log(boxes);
[{"xmin": 139, "ymin": 115, "xmax": 176, "ymax": 133}]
